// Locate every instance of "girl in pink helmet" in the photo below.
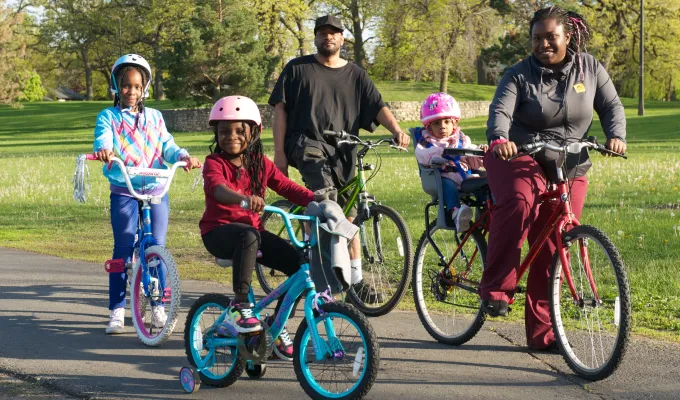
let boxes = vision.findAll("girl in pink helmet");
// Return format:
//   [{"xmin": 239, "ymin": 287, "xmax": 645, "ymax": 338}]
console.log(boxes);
[
  {"xmin": 414, "ymin": 92, "xmax": 488, "ymax": 231},
  {"xmin": 94, "ymin": 54, "xmax": 202, "ymax": 334},
  {"xmin": 199, "ymin": 95, "xmax": 314, "ymax": 359}
]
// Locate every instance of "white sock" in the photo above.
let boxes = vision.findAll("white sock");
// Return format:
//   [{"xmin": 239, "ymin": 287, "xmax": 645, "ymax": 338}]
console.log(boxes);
[{"xmin": 350, "ymin": 259, "xmax": 362, "ymax": 284}]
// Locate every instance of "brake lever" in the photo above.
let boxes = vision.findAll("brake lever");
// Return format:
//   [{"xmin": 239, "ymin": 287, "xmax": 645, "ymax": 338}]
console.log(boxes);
[{"xmin": 390, "ymin": 144, "xmax": 408, "ymax": 152}]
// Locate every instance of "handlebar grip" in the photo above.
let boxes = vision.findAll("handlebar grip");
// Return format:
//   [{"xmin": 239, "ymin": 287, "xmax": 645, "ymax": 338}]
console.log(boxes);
[
  {"xmin": 85, "ymin": 154, "xmax": 99, "ymax": 161},
  {"xmin": 322, "ymin": 130, "xmax": 348, "ymax": 140}
]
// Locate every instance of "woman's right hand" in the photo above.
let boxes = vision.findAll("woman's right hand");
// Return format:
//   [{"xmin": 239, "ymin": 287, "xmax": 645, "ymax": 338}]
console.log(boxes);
[
  {"xmin": 246, "ymin": 195, "xmax": 265, "ymax": 213},
  {"xmin": 493, "ymin": 141, "xmax": 518, "ymax": 160},
  {"xmin": 95, "ymin": 149, "xmax": 114, "ymax": 162}
]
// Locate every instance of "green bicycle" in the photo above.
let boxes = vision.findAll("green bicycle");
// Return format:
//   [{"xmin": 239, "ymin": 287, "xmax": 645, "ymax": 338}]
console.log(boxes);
[{"xmin": 258, "ymin": 130, "xmax": 413, "ymax": 317}]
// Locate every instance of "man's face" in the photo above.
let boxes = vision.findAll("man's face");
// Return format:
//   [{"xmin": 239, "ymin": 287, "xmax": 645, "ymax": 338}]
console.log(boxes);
[{"xmin": 315, "ymin": 26, "xmax": 344, "ymax": 57}]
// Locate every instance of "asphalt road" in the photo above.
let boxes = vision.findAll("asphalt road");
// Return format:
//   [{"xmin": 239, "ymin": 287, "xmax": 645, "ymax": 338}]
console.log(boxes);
[{"xmin": 0, "ymin": 247, "xmax": 678, "ymax": 399}]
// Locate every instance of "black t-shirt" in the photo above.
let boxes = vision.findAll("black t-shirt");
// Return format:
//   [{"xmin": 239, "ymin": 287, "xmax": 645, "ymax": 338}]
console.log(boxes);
[{"xmin": 268, "ymin": 55, "xmax": 386, "ymax": 158}]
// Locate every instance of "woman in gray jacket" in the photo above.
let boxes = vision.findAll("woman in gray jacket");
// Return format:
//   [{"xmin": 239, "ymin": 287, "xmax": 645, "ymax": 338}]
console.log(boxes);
[{"xmin": 479, "ymin": 6, "xmax": 627, "ymax": 351}]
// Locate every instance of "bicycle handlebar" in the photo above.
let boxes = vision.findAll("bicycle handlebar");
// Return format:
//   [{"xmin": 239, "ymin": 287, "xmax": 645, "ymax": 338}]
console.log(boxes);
[
  {"xmin": 443, "ymin": 148, "xmax": 485, "ymax": 157},
  {"xmin": 509, "ymin": 138, "xmax": 627, "ymax": 161},
  {"xmin": 322, "ymin": 130, "xmax": 408, "ymax": 152},
  {"xmin": 84, "ymin": 154, "xmax": 187, "ymax": 201},
  {"xmin": 240, "ymin": 201, "xmax": 317, "ymax": 249}
]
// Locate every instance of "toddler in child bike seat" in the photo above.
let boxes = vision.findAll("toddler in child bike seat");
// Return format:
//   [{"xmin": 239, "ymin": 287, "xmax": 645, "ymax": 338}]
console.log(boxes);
[
  {"xmin": 414, "ymin": 92, "xmax": 488, "ymax": 232},
  {"xmin": 199, "ymin": 96, "xmax": 315, "ymax": 360},
  {"xmin": 93, "ymin": 54, "xmax": 202, "ymax": 334}
]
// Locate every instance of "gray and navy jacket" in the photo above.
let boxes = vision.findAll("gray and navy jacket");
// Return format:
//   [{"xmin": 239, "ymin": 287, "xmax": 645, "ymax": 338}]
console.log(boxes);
[{"xmin": 486, "ymin": 49, "xmax": 626, "ymax": 178}]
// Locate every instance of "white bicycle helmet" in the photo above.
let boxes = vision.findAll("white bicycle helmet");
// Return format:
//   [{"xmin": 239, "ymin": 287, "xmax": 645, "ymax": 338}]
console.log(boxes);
[{"xmin": 110, "ymin": 54, "xmax": 152, "ymax": 98}]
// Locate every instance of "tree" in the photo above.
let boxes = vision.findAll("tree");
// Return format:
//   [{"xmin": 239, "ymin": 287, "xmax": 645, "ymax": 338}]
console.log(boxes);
[
  {"xmin": 21, "ymin": 72, "xmax": 47, "ymax": 101},
  {"xmin": 324, "ymin": 0, "xmax": 382, "ymax": 69},
  {"xmin": 0, "ymin": 0, "xmax": 33, "ymax": 105},
  {"xmin": 164, "ymin": 0, "xmax": 272, "ymax": 104}
]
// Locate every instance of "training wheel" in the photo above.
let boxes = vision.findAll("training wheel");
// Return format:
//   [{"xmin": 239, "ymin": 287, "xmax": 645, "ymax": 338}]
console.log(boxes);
[
  {"xmin": 245, "ymin": 363, "xmax": 267, "ymax": 379},
  {"xmin": 179, "ymin": 366, "xmax": 201, "ymax": 393}
]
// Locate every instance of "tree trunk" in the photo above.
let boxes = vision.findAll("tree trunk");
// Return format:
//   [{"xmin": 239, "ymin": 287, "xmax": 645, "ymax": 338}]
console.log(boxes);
[
  {"xmin": 81, "ymin": 48, "xmax": 93, "ymax": 101},
  {"xmin": 153, "ymin": 45, "xmax": 165, "ymax": 101},
  {"xmin": 296, "ymin": 17, "xmax": 306, "ymax": 56},
  {"xmin": 439, "ymin": 55, "xmax": 450, "ymax": 92},
  {"xmin": 350, "ymin": 0, "xmax": 366, "ymax": 69}
]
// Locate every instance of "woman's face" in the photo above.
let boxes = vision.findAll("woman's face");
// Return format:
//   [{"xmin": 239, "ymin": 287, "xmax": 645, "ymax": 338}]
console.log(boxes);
[
  {"xmin": 216, "ymin": 121, "xmax": 251, "ymax": 156},
  {"xmin": 532, "ymin": 18, "xmax": 571, "ymax": 66}
]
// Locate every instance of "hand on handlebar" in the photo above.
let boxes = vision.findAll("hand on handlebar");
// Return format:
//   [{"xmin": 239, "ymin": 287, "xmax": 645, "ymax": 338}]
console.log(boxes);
[
  {"xmin": 605, "ymin": 138, "xmax": 626, "ymax": 157},
  {"xmin": 243, "ymin": 195, "xmax": 265, "ymax": 213},
  {"xmin": 181, "ymin": 156, "xmax": 202, "ymax": 172},
  {"xmin": 391, "ymin": 130, "xmax": 410, "ymax": 149},
  {"xmin": 493, "ymin": 141, "xmax": 518, "ymax": 160},
  {"xmin": 95, "ymin": 149, "xmax": 114, "ymax": 163}
]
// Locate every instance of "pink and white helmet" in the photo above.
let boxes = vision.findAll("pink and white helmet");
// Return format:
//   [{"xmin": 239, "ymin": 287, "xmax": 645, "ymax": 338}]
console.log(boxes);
[
  {"xmin": 110, "ymin": 54, "xmax": 152, "ymax": 98},
  {"xmin": 209, "ymin": 96, "xmax": 262, "ymax": 129},
  {"xmin": 420, "ymin": 92, "xmax": 461, "ymax": 127}
]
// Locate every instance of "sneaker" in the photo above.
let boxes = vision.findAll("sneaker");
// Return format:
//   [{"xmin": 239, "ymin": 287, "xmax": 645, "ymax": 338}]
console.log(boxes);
[
  {"xmin": 481, "ymin": 299, "xmax": 509, "ymax": 317},
  {"xmin": 218, "ymin": 302, "xmax": 262, "ymax": 335},
  {"xmin": 452, "ymin": 205, "xmax": 473, "ymax": 232},
  {"xmin": 105, "ymin": 307, "xmax": 125, "ymax": 334},
  {"xmin": 352, "ymin": 280, "xmax": 385, "ymax": 304},
  {"xmin": 266, "ymin": 317, "xmax": 294, "ymax": 360},
  {"xmin": 152, "ymin": 305, "xmax": 167, "ymax": 329}
]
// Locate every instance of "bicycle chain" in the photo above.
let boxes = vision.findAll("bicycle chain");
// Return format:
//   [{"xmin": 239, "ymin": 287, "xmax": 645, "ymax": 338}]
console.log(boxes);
[{"xmin": 237, "ymin": 320, "xmax": 273, "ymax": 364}]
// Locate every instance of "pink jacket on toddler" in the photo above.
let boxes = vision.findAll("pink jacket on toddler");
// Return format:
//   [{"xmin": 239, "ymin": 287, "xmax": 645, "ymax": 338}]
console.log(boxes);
[{"xmin": 414, "ymin": 128, "xmax": 484, "ymax": 187}]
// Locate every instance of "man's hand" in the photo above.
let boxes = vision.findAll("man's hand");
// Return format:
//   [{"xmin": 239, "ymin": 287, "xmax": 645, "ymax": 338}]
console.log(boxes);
[
  {"xmin": 274, "ymin": 151, "xmax": 289, "ymax": 177},
  {"xmin": 181, "ymin": 156, "xmax": 202, "ymax": 172},
  {"xmin": 493, "ymin": 141, "xmax": 518, "ymax": 160},
  {"xmin": 605, "ymin": 138, "xmax": 626, "ymax": 156},
  {"xmin": 246, "ymin": 195, "xmax": 266, "ymax": 213},
  {"xmin": 392, "ymin": 130, "xmax": 410, "ymax": 149}
]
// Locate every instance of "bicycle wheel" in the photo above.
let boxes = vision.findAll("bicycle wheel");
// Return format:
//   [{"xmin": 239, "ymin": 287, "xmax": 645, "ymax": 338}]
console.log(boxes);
[
  {"xmin": 184, "ymin": 293, "xmax": 244, "ymax": 387},
  {"xmin": 346, "ymin": 204, "xmax": 413, "ymax": 317},
  {"xmin": 413, "ymin": 220, "xmax": 487, "ymax": 345},
  {"xmin": 293, "ymin": 302, "xmax": 379, "ymax": 400},
  {"xmin": 550, "ymin": 225, "xmax": 631, "ymax": 381},
  {"xmin": 130, "ymin": 245, "xmax": 181, "ymax": 346},
  {"xmin": 257, "ymin": 199, "xmax": 305, "ymax": 293}
]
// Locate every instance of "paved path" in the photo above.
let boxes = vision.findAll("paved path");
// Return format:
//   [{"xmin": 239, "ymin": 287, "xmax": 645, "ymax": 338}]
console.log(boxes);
[{"xmin": 0, "ymin": 248, "xmax": 678, "ymax": 399}]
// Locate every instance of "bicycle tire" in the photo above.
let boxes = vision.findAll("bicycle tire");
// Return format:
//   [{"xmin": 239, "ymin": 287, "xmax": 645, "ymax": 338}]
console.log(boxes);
[
  {"xmin": 130, "ymin": 245, "xmax": 181, "ymax": 347},
  {"xmin": 413, "ymin": 220, "xmax": 487, "ymax": 345},
  {"xmin": 184, "ymin": 293, "xmax": 244, "ymax": 387},
  {"xmin": 549, "ymin": 225, "xmax": 631, "ymax": 381},
  {"xmin": 347, "ymin": 204, "xmax": 413, "ymax": 317},
  {"xmin": 293, "ymin": 302, "xmax": 379, "ymax": 400},
  {"xmin": 257, "ymin": 199, "xmax": 304, "ymax": 293}
]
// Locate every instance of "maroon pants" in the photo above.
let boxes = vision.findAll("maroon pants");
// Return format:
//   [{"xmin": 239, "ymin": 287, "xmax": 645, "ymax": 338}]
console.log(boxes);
[{"xmin": 480, "ymin": 152, "xmax": 588, "ymax": 349}]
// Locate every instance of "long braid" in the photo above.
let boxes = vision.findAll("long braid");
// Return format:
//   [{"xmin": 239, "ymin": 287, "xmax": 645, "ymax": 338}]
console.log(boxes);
[
  {"xmin": 242, "ymin": 123, "xmax": 265, "ymax": 197},
  {"xmin": 530, "ymin": 7, "xmax": 591, "ymax": 81}
]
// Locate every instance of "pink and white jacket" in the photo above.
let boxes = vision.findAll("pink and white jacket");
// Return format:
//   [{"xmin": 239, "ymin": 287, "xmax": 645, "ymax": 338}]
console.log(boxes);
[{"xmin": 414, "ymin": 128, "xmax": 484, "ymax": 187}]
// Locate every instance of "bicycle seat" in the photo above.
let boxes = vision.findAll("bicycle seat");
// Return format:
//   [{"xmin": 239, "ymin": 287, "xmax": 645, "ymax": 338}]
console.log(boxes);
[{"xmin": 460, "ymin": 177, "xmax": 488, "ymax": 194}]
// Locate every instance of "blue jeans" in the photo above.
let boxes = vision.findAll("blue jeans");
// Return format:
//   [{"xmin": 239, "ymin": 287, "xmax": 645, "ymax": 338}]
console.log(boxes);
[
  {"xmin": 442, "ymin": 178, "xmax": 461, "ymax": 211},
  {"xmin": 109, "ymin": 193, "xmax": 169, "ymax": 310}
]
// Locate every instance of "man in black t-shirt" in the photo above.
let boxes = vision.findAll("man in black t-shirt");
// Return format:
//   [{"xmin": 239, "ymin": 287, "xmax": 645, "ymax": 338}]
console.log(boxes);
[{"xmin": 268, "ymin": 14, "xmax": 409, "ymax": 303}]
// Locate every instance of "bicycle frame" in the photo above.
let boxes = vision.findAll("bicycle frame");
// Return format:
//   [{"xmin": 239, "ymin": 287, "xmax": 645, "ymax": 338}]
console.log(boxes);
[
  {"xmin": 434, "ymin": 167, "xmax": 599, "ymax": 305},
  {"xmin": 195, "ymin": 206, "xmax": 341, "ymax": 372}
]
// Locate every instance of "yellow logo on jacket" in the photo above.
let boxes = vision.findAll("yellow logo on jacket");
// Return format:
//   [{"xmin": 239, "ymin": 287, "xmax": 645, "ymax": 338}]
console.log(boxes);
[{"xmin": 573, "ymin": 83, "xmax": 586, "ymax": 93}]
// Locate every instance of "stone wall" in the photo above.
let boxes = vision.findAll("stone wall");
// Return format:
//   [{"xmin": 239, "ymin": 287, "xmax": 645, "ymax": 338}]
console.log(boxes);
[{"xmin": 161, "ymin": 101, "xmax": 491, "ymax": 132}]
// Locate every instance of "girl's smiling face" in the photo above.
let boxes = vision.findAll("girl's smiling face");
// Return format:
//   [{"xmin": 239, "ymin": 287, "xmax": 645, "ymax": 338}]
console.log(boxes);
[
  {"xmin": 216, "ymin": 120, "xmax": 251, "ymax": 157},
  {"xmin": 119, "ymin": 69, "xmax": 144, "ymax": 110}
]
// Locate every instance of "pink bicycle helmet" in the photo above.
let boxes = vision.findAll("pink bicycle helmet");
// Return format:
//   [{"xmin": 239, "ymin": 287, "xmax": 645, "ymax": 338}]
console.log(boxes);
[
  {"xmin": 209, "ymin": 96, "xmax": 262, "ymax": 129},
  {"xmin": 420, "ymin": 92, "xmax": 461, "ymax": 127}
]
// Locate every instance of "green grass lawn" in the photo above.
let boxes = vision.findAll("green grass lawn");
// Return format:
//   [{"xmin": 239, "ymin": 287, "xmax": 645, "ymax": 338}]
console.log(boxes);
[{"xmin": 1, "ymin": 88, "xmax": 679, "ymax": 342}]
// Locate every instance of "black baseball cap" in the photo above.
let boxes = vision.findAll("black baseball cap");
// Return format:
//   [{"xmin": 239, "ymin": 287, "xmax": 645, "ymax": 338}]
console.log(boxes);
[{"xmin": 314, "ymin": 15, "xmax": 344, "ymax": 34}]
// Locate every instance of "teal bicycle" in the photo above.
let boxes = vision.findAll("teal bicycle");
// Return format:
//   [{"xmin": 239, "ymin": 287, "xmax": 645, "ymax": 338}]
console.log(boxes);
[
  {"xmin": 180, "ymin": 204, "xmax": 380, "ymax": 399},
  {"xmin": 257, "ymin": 130, "xmax": 413, "ymax": 317}
]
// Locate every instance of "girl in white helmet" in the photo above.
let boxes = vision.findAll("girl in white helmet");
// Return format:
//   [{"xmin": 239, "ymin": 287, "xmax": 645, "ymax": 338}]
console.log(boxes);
[
  {"xmin": 93, "ymin": 54, "xmax": 202, "ymax": 334},
  {"xmin": 199, "ymin": 95, "xmax": 314, "ymax": 359}
]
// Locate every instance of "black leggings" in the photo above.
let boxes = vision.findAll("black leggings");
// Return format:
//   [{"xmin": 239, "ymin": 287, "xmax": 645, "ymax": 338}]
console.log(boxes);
[{"xmin": 202, "ymin": 223, "xmax": 302, "ymax": 303}]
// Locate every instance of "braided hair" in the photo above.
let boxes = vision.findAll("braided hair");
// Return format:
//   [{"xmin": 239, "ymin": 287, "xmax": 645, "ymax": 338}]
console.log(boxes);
[
  {"xmin": 530, "ymin": 6, "xmax": 591, "ymax": 81},
  {"xmin": 113, "ymin": 65, "xmax": 147, "ymax": 129},
  {"xmin": 210, "ymin": 121, "xmax": 266, "ymax": 197}
]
